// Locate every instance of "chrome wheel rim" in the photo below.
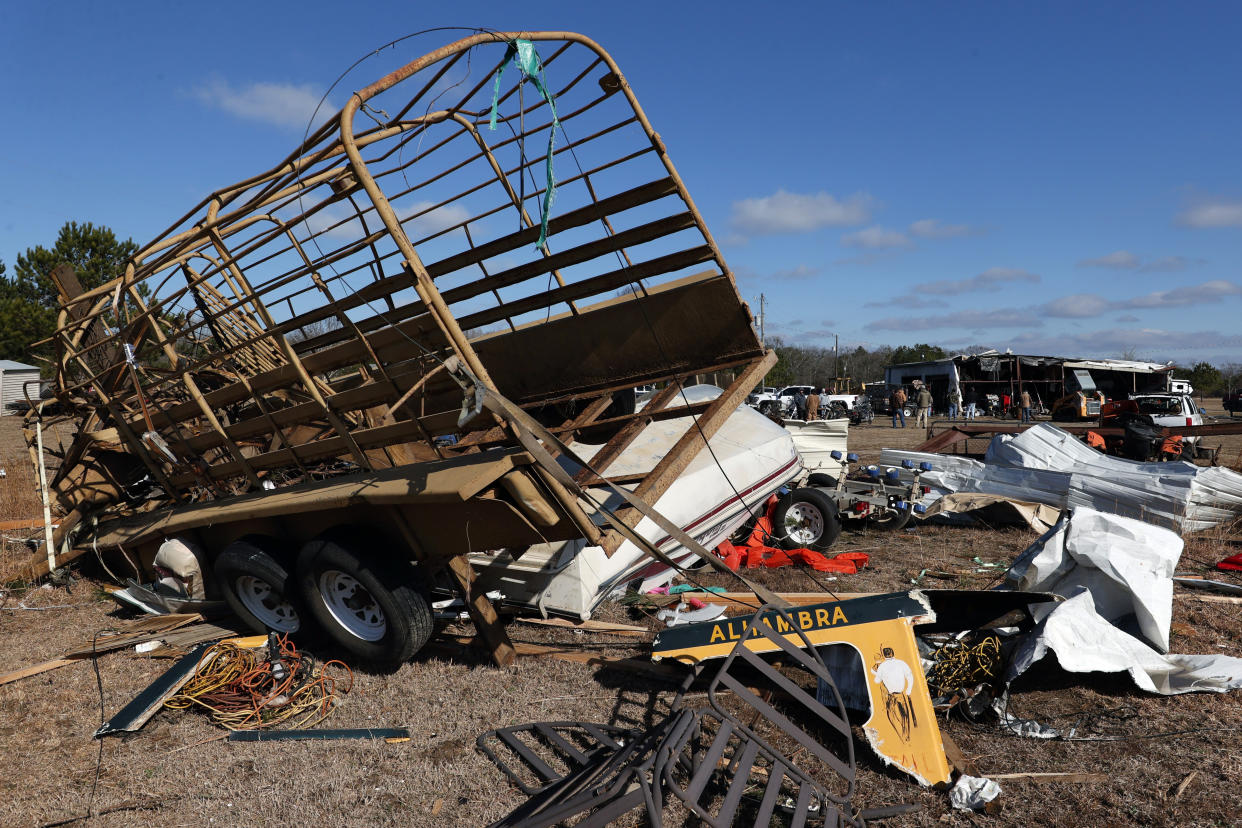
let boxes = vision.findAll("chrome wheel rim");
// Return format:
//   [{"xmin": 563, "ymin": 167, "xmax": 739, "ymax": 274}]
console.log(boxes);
[
  {"xmin": 785, "ymin": 503, "xmax": 824, "ymax": 546},
  {"xmin": 235, "ymin": 575, "xmax": 300, "ymax": 632},
  {"xmin": 319, "ymin": 570, "xmax": 386, "ymax": 641}
]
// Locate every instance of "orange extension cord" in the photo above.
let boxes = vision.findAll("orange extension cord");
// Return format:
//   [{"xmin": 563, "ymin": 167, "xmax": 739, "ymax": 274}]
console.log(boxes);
[{"xmin": 165, "ymin": 635, "xmax": 353, "ymax": 731}]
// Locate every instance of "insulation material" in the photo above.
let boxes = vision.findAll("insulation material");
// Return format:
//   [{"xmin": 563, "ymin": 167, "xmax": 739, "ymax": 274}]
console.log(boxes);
[
  {"xmin": 1006, "ymin": 590, "xmax": 1242, "ymax": 695},
  {"xmin": 1004, "ymin": 508, "xmax": 1181, "ymax": 652},
  {"xmin": 881, "ymin": 423, "xmax": 1242, "ymax": 533}
]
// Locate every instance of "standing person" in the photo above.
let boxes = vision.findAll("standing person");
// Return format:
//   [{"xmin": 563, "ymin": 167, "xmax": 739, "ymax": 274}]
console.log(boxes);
[
  {"xmin": 915, "ymin": 385, "xmax": 933, "ymax": 427},
  {"xmin": 806, "ymin": 388, "xmax": 821, "ymax": 421},
  {"xmin": 1020, "ymin": 387, "xmax": 1033, "ymax": 423},
  {"xmin": 947, "ymin": 385, "xmax": 962, "ymax": 421},
  {"xmin": 792, "ymin": 388, "xmax": 807, "ymax": 420},
  {"xmin": 964, "ymin": 387, "xmax": 978, "ymax": 420},
  {"xmin": 890, "ymin": 386, "xmax": 907, "ymax": 428}
]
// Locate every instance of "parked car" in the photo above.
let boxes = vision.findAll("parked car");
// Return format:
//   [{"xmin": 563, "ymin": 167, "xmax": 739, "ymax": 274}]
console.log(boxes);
[
  {"xmin": 751, "ymin": 385, "xmax": 816, "ymax": 416},
  {"xmin": 1128, "ymin": 393, "xmax": 1204, "ymax": 449},
  {"xmin": 1224, "ymin": 389, "xmax": 1242, "ymax": 417}
]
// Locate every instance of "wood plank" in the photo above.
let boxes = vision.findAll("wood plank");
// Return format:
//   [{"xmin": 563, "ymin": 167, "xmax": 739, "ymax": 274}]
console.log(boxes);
[
  {"xmin": 575, "ymin": 382, "xmax": 684, "ymax": 483},
  {"xmin": 514, "ymin": 617, "xmax": 652, "ymax": 637},
  {"xmin": 989, "ymin": 772, "xmax": 1108, "ymax": 783},
  {"xmin": 0, "ymin": 657, "xmax": 83, "ymax": 687}
]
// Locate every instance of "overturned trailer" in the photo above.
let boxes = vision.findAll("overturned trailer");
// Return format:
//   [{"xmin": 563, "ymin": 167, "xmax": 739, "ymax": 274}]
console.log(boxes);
[{"xmin": 25, "ymin": 31, "xmax": 795, "ymax": 667}]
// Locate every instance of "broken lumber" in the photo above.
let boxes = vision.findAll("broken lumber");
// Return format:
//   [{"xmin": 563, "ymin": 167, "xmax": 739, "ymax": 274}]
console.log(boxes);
[
  {"xmin": 514, "ymin": 617, "xmax": 651, "ymax": 636},
  {"xmin": 441, "ymin": 635, "xmax": 686, "ymax": 680},
  {"xmin": 989, "ymin": 772, "xmax": 1108, "ymax": 783}
]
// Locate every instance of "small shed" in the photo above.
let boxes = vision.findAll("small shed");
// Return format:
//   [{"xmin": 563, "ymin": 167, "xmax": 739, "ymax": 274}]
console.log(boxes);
[{"xmin": 0, "ymin": 360, "xmax": 42, "ymax": 415}]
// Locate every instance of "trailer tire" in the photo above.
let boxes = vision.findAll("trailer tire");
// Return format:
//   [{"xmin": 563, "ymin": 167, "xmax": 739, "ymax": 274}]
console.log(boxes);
[
  {"xmin": 868, "ymin": 504, "xmax": 912, "ymax": 532},
  {"xmin": 773, "ymin": 488, "xmax": 841, "ymax": 553},
  {"xmin": 807, "ymin": 472, "xmax": 839, "ymax": 488},
  {"xmin": 215, "ymin": 536, "xmax": 306, "ymax": 635},
  {"xmin": 296, "ymin": 535, "xmax": 432, "ymax": 668}
]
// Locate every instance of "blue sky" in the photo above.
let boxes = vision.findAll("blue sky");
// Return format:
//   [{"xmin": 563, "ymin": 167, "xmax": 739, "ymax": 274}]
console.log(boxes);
[{"xmin": 3, "ymin": 2, "xmax": 1240, "ymax": 365}]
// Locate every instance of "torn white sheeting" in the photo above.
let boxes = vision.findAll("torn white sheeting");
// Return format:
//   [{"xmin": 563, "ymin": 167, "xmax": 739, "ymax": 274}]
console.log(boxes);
[
  {"xmin": 950, "ymin": 775, "xmax": 1002, "ymax": 811},
  {"xmin": 922, "ymin": 493, "xmax": 1060, "ymax": 533},
  {"xmin": 1006, "ymin": 591, "xmax": 1242, "ymax": 695},
  {"xmin": 880, "ymin": 423, "xmax": 1242, "ymax": 533},
  {"xmin": 1004, "ymin": 508, "xmax": 1181, "ymax": 652}
]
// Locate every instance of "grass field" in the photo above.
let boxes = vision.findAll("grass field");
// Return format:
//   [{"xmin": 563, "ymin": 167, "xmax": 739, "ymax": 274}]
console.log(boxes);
[{"xmin": 0, "ymin": 406, "xmax": 1240, "ymax": 827}]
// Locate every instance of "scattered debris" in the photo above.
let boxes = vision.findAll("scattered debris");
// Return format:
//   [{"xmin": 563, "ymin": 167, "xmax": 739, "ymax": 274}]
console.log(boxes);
[
  {"xmin": 949, "ymin": 775, "xmax": 1002, "ymax": 810},
  {"xmin": 884, "ymin": 422, "xmax": 1242, "ymax": 533},
  {"xmin": 655, "ymin": 600, "xmax": 727, "ymax": 626},
  {"xmin": 1005, "ymin": 508, "xmax": 1181, "ymax": 651},
  {"xmin": 480, "ymin": 604, "xmax": 918, "ymax": 826},
  {"xmin": 227, "ymin": 728, "xmax": 410, "ymax": 743},
  {"xmin": 96, "ymin": 644, "xmax": 210, "ymax": 738},
  {"xmin": 1007, "ymin": 590, "xmax": 1242, "ymax": 695}
]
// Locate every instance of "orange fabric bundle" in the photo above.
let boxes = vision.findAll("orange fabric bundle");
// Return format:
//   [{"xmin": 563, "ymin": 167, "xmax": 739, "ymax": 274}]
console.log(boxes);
[{"xmin": 715, "ymin": 495, "xmax": 869, "ymax": 574}]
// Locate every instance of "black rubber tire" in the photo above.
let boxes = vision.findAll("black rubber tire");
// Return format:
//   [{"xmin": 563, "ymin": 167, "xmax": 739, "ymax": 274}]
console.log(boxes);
[
  {"xmin": 807, "ymin": 472, "xmax": 839, "ymax": 489},
  {"xmin": 296, "ymin": 534, "xmax": 432, "ymax": 668},
  {"xmin": 868, "ymin": 503, "xmax": 912, "ymax": 532},
  {"xmin": 772, "ymin": 488, "xmax": 841, "ymax": 553},
  {"xmin": 214, "ymin": 536, "xmax": 307, "ymax": 635}
]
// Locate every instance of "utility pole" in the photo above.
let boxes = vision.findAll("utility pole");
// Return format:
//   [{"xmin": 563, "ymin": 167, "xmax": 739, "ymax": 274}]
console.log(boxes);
[
  {"xmin": 758, "ymin": 293, "xmax": 768, "ymax": 388},
  {"xmin": 833, "ymin": 333, "xmax": 839, "ymax": 392},
  {"xmin": 757, "ymin": 293, "xmax": 766, "ymax": 348}
]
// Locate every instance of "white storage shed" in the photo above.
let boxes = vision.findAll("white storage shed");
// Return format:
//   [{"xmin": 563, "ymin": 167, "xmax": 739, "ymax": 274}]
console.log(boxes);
[{"xmin": 0, "ymin": 360, "xmax": 42, "ymax": 415}]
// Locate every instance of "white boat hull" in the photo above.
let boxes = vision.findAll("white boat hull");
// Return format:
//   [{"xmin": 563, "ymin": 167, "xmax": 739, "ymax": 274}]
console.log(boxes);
[{"xmin": 469, "ymin": 385, "xmax": 802, "ymax": 618}]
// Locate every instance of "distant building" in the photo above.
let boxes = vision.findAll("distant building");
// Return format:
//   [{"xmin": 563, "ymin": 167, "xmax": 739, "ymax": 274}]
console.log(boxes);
[
  {"xmin": 883, "ymin": 351, "xmax": 1172, "ymax": 412},
  {"xmin": 0, "ymin": 360, "xmax": 43, "ymax": 415}
]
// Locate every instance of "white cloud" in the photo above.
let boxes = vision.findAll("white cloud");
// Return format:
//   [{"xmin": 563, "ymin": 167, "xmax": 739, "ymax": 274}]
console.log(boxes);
[
  {"xmin": 908, "ymin": 218, "xmax": 976, "ymax": 239},
  {"xmin": 1078, "ymin": 250, "xmax": 1140, "ymax": 269},
  {"xmin": 1038, "ymin": 280, "xmax": 1242, "ymax": 319},
  {"xmin": 916, "ymin": 267, "xmax": 1039, "ymax": 296},
  {"xmin": 863, "ymin": 295, "xmax": 948, "ymax": 309},
  {"xmin": 397, "ymin": 201, "xmax": 471, "ymax": 236},
  {"xmin": 1008, "ymin": 327, "xmax": 1242, "ymax": 357},
  {"xmin": 729, "ymin": 190, "xmax": 874, "ymax": 236},
  {"xmin": 1177, "ymin": 199, "xmax": 1242, "ymax": 229},
  {"xmin": 1124, "ymin": 279, "xmax": 1242, "ymax": 309},
  {"xmin": 841, "ymin": 225, "xmax": 912, "ymax": 249},
  {"xmin": 1077, "ymin": 251, "xmax": 1202, "ymax": 271},
  {"xmin": 1041, "ymin": 293, "xmax": 1114, "ymax": 318},
  {"xmin": 865, "ymin": 308, "xmax": 1040, "ymax": 331},
  {"xmin": 770, "ymin": 264, "xmax": 821, "ymax": 280},
  {"xmin": 194, "ymin": 77, "xmax": 333, "ymax": 129}
]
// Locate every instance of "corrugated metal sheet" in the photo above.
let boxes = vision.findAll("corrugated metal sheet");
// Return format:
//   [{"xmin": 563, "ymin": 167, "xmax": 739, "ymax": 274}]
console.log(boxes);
[{"xmin": 0, "ymin": 367, "xmax": 40, "ymax": 415}]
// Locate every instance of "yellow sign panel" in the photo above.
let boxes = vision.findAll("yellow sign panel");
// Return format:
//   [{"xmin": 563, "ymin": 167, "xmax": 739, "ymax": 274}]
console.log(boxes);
[{"xmin": 651, "ymin": 592, "xmax": 951, "ymax": 787}]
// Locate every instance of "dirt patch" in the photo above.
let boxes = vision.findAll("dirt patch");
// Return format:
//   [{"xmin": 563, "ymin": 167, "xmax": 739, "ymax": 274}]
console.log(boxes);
[{"xmin": 1, "ymin": 416, "xmax": 1241, "ymax": 826}]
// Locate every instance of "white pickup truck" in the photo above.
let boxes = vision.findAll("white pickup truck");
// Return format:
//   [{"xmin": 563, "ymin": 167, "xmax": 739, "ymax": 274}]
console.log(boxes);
[{"xmin": 1129, "ymin": 393, "xmax": 1204, "ymax": 448}]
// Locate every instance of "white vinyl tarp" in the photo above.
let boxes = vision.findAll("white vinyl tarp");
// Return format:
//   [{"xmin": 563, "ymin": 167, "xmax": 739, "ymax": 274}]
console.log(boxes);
[
  {"xmin": 1003, "ymin": 509, "xmax": 1181, "ymax": 652},
  {"xmin": 1006, "ymin": 590, "xmax": 1242, "ymax": 695},
  {"xmin": 880, "ymin": 423, "xmax": 1242, "ymax": 533}
]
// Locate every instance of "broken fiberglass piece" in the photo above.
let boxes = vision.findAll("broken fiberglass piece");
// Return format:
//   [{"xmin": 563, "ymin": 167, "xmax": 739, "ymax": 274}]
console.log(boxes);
[{"xmin": 651, "ymin": 591, "xmax": 952, "ymax": 787}]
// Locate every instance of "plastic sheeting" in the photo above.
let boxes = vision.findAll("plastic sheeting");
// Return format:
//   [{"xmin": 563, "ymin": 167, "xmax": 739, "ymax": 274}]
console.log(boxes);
[
  {"xmin": 880, "ymin": 423, "xmax": 1242, "ymax": 533},
  {"xmin": 1003, "ymin": 509, "xmax": 1181, "ymax": 652},
  {"xmin": 1006, "ymin": 590, "xmax": 1242, "ymax": 695}
]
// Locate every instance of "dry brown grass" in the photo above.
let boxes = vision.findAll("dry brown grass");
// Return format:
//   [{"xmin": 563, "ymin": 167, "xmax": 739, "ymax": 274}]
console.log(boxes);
[{"xmin": 1, "ymin": 415, "xmax": 1241, "ymax": 826}]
